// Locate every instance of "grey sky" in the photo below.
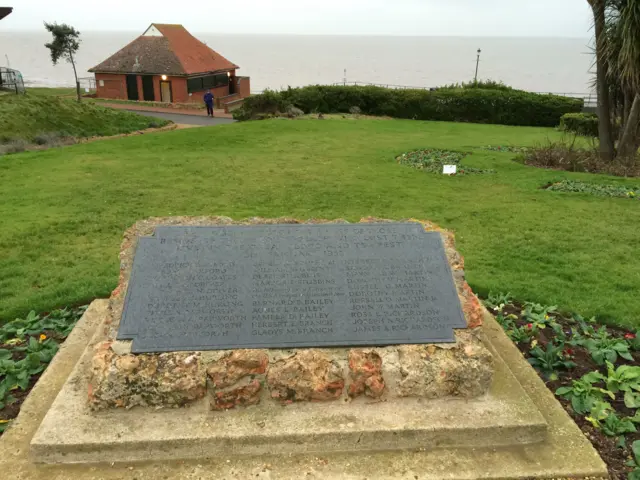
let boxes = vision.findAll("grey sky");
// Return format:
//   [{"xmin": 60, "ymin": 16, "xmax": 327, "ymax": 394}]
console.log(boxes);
[{"xmin": 3, "ymin": 0, "xmax": 593, "ymax": 37}]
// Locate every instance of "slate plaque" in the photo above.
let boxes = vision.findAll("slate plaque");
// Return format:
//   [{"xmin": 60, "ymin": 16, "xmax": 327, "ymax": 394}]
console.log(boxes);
[{"xmin": 118, "ymin": 224, "xmax": 466, "ymax": 353}]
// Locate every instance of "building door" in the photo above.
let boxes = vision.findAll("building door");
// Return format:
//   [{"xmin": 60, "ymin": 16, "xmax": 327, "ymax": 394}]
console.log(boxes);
[
  {"xmin": 228, "ymin": 76, "xmax": 235, "ymax": 95},
  {"xmin": 141, "ymin": 75, "xmax": 155, "ymax": 101},
  {"xmin": 160, "ymin": 81, "xmax": 172, "ymax": 103},
  {"xmin": 126, "ymin": 75, "xmax": 139, "ymax": 101}
]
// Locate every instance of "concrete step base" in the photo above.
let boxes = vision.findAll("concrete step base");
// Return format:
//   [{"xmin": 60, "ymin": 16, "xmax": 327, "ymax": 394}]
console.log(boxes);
[
  {"xmin": 2, "ymin": 300, "xmax": 607, "ymax": 479},
  {"xmin": 31, "ymin": 323, "xmax": 545, "ymax": 463}
]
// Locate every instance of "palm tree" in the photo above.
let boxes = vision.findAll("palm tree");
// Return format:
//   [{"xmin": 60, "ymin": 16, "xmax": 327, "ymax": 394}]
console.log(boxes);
[
  {"xmin": 588, "ymin": 0, "xmax": 615, "ymax": 160},
  {"xmin": 612, "ymin": 0, "xmax": 640, "ymax": 157}
]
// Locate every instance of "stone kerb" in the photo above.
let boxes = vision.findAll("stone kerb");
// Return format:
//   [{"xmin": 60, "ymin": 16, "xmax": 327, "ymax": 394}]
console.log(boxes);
[{"xmin": 88, "ymin": 217, "xmax": 493, "ymax": 411}]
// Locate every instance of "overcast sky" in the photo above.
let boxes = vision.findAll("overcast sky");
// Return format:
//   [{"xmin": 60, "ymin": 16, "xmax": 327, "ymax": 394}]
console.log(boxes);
[{"xmin": 3, "ymin": 0, "xmax": 593, "ymax": 37}]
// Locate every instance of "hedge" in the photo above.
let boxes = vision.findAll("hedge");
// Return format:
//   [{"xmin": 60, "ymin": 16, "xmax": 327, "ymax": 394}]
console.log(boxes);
[
  {"xmin": 235, "ymin": 85, "xmax": 584, "ymax": 127},
  {"xmin": 560, "ymin": 113, "xmax": 599, "ymax": 137}
]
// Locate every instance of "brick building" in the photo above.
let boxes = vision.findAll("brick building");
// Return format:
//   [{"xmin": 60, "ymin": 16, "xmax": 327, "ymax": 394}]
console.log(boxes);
[{"xmin": 89, "ymin": 24, "xmax": 250, "ymax": 106}]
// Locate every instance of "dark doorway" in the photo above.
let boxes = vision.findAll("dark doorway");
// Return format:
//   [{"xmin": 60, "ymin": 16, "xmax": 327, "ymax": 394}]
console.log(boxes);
[
  {"xmin": 126, "ymin": 75, "xmax": 139, "ymax": 101},
  {"xmin": 141, "ymin": 75, "xmax": 155, "ymax": 101},
  {"xmin": 228, "ymin": 76, "xmax": 235, "ymax": 95}
]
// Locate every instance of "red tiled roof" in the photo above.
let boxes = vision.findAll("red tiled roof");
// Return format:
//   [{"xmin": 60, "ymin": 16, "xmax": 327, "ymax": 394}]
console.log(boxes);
[{"xmin": 89, "ymin": 24, "xmax": 238, "ymax": 75}]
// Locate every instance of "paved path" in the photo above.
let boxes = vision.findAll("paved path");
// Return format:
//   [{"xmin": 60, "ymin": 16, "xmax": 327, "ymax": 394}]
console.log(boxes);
[{"xmin": 125, "ymin": 110, "xmax": 235, "ymax": 126}]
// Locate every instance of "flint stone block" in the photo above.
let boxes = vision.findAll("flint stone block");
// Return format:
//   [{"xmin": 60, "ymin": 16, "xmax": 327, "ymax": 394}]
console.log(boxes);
[
  {"xmin": 348, "ymin": 349, "xmax": 385, "ymax": 398},
  {"xmin": 206, "ymin": 349, "xmax": 269, "ymax": 389},
  {"xmin": 88, "ymin": 342, "xmax": 206, "ymax": 410},
  {"xmin": 266, "ymin": 349, "xmax": 345, "ymax": 403},
  {"xmin": 395, "ymin": 331, "xmax": 493, "ymax": 398}
]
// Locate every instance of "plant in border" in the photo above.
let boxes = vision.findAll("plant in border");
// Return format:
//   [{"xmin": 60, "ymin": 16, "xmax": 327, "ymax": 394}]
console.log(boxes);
[
  {"xmin": 528, "ymin": 342, "xmax": 576, "ymax": 381},
  {"xmin": 627, "ymin": 440, "xmax": 640, "ymax": 480},
  {"xmin": 521, "ymin": 302, "xmax": 559, "ymax": 329},
  {"xmin": 605, "ymin": 361, "xmax": 640, "ymax": 408},
  {"xmin": 556, "ymin": 371, "xmax": 614, "ymax": 415},
  {"xmin": 483, "ymin": 291, "xmax": 514, "ymax": 313},
  {"xmin": 584, "ymin": 334, "xmax": 634, "ymax": 365}
]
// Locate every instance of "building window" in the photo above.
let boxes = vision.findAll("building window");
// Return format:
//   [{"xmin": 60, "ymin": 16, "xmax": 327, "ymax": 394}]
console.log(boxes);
[
  {"xmin": 187, "ymin": 74, "xmax": 228, "ymax": 93},
  {"xmin": 99, "ymin": 80, "xmax": 105, "ymax": 87}
]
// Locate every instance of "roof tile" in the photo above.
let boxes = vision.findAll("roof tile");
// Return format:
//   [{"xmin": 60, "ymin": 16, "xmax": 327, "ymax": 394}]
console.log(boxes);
[{"xmin": 89, "ymin": 24, "xmax": 238, "ymax": 75}]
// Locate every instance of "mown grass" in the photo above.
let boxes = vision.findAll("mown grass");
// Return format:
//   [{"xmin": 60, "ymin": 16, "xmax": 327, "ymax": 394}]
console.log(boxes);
[
  {"xmin": 25, "ymin": 87, "xmax": 78, "ymax": 97},
  {"xmin": 1, "ymin": 118, "xmax": 639, "ymax": 327},
  {"xmin": 0, "ymin": 95, "xmax": 168, "ymax": 142}
]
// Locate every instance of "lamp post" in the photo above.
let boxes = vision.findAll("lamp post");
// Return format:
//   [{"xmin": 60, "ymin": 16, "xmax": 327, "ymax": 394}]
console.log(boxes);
[{"xmin": 474, "ymin": 48, "xmax": 482, "ymax": 84}]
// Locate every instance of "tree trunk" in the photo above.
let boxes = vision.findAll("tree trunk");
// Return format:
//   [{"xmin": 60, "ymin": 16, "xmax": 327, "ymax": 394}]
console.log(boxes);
[
  {"xmin": 618, "ymin": 89, "xmax": 633, "ymax": 145},
  {"xmin": 592, "ymin": 0, "xmax": 615, "ymax": 160},
  {"xmin": 69, "ymin": 50, "xmax": 81, "ymax": 102},
  {"xmin": 618, "ymin": 93, "xmax": 640, "ymax": 157}
]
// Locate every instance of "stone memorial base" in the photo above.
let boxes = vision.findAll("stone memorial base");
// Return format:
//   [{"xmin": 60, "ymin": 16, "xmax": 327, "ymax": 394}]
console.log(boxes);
[
  {"xmin": 15, "ymin": 217, "xmax": 608, "ymax": 478},
  {"xmin": 2, "ymin": 300, "xmax": 607, "ymax": 479}
]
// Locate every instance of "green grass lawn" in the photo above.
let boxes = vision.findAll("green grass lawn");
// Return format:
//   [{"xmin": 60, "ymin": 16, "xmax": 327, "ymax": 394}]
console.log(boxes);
[
  {"xmin": 25, "ymin": 87, "xmax": 78, "ymax": 97},
  {"xmin": 1, "ymin": 118, "xmax": 639, "ymax": 327},
  {"xmin": 0, "ymin": 95, "xmax": 167, "ymax": 142}
]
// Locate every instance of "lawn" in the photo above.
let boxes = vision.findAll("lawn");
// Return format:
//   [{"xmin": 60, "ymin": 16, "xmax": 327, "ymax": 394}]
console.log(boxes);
[
  {"xmin": 0, "ymin": 95, "xmax": 167, "ymax": 142},
  {"xmin": 24, "ymin": 87, "xmax": 78, "ymax": 97},
  {"xmin": 1, "ymin": 118, "xmax": 639, "ymax": 327}
]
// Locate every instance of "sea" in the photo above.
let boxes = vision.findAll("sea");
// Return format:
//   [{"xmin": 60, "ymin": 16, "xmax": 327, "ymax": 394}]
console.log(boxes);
[{"xmin": 0, "ymin": 31, "xmax": 595, "ymax": 94}]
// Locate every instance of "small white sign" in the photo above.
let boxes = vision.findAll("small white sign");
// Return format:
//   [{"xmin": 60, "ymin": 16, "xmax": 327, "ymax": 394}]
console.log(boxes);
[
  {"xmin": 84, "ymin": 88, "xmax": 89, "ymax": 93},
  {"xmin": 443, "ymin": 165, "xmax": 457, "ymax": 175}
]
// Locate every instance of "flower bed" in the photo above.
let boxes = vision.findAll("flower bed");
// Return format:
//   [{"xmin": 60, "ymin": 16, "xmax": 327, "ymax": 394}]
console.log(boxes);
[
  {"xmin": 545, "ymin": 180, "xmax": 640, "ymax": 200},
  {"xmin": 482, "ymin": 145, "xmax": 531, "ymax": 153},
  {"xmin": 0, "ymin": 306, "xmax": 86, "ymax": 434},
  {"xmin": 484, "ymin": 293, "xmax": 640, "ymax": 479},
  {"xmin": 396, "ymin": 149, "xmax": 495, "ymax": 175}
]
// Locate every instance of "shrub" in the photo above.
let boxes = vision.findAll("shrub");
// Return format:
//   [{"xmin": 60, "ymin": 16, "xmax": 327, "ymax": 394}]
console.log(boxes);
[
  {"xmin": 33, "ymin": 131, "xmax": 63, "ymax": 146},
  {"xmin": 0, "ymin": 138, "xmax": 28, "ymax": 155},
  {"xmin": 235, "ymin": 85, "xmax": 582, "ymax": 127},
  {"xmin": 520, "ymin": 138, "xmax": 640, "ymax": 177},
  {"xmin": 349, "ymin": 106, "xmax": 362, "ymax": 115},
  {"xmin": 440, "ymin": 79, "xmax": 514, "ymax": 91},
  {"xmin": 233, "ymin": 89, "xmax": 287, "ymax": 121},
  {"xmin": 560, "ymin": 113, "xmax": 599, "ymax": 137},
  {"xmin": 285, "ymin": 105, "xmax": 304, "ymax": 118}
]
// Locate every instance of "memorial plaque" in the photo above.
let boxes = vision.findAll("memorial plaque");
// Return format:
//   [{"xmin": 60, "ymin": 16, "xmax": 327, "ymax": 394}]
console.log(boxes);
[{"xmin": 118, "ymin": 224, "xmax": 466, "ymax": 353}]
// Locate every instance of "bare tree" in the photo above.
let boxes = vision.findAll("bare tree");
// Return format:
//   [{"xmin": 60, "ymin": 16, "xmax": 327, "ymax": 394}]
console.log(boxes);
[{"xmin": 44, "ymin": 22, "xmax": 82, "ymax": 102}]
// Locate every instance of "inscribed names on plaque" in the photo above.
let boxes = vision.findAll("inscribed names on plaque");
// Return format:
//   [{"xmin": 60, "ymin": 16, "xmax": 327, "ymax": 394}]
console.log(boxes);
[{"xmin": 118, "ymin": 224, "xmax": 466, "ymax": 353}]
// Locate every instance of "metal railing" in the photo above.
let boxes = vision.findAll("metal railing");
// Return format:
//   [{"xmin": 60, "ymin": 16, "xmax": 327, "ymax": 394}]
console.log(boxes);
[
  {"xmin": 0, "ymin": 67, "xmax": 25, "ymax": 94},
  {"xmin": 78, "ymin": 77, "xmax": 96, "ymax": 92}
]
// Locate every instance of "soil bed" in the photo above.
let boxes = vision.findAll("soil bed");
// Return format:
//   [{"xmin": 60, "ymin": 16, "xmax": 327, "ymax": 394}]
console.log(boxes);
[{"xmin": 489, "ymin": 298, "xmax": 640, "ymax": 480}]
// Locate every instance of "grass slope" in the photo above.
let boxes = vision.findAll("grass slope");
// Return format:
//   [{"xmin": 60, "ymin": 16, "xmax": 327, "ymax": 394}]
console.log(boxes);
[
  {"xmin": 1, "ymin": 118, "xmax": 639, "ymax": 327},
  {"xmin": 0, "ymin": 95, "xmax": 167, "ymax": 141}
]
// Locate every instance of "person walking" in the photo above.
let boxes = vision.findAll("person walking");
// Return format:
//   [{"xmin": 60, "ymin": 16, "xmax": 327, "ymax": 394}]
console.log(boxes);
[{"xmin": 204, "ymin": 89, "xmax": 214, "ymax": 117}]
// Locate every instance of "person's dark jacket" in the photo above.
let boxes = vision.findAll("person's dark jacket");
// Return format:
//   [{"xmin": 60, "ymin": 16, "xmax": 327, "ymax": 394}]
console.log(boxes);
[{"xmin": 204, "ymin": 92, "xmax": 214, "ymax": 105}]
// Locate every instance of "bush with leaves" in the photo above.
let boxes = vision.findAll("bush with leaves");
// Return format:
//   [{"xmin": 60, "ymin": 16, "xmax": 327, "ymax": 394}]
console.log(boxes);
[
  {"xmin": 234, "ymin": 85, "xmax": 583, "ymax": 126},
  {"xmin": 560, "ymin": 113, "xmax": 599, "ymax": 137}
]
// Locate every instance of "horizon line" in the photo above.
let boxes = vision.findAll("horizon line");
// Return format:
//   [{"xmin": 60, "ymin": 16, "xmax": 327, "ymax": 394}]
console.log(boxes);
[{"xmin": 0, "ymin": 28, "xmax": 591, "ymax": 40}]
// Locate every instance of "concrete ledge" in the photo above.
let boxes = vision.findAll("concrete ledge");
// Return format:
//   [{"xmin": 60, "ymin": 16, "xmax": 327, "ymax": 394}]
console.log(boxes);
[{"xmin": 1, "ymin": 300, "xmax": 608, "ymax": 479}]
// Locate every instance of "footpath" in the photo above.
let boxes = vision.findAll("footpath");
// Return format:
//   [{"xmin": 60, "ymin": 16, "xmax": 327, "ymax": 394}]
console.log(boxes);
[{"xmin": 99, "ymin": 102, "xmax": 234, "ymax": 120}]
